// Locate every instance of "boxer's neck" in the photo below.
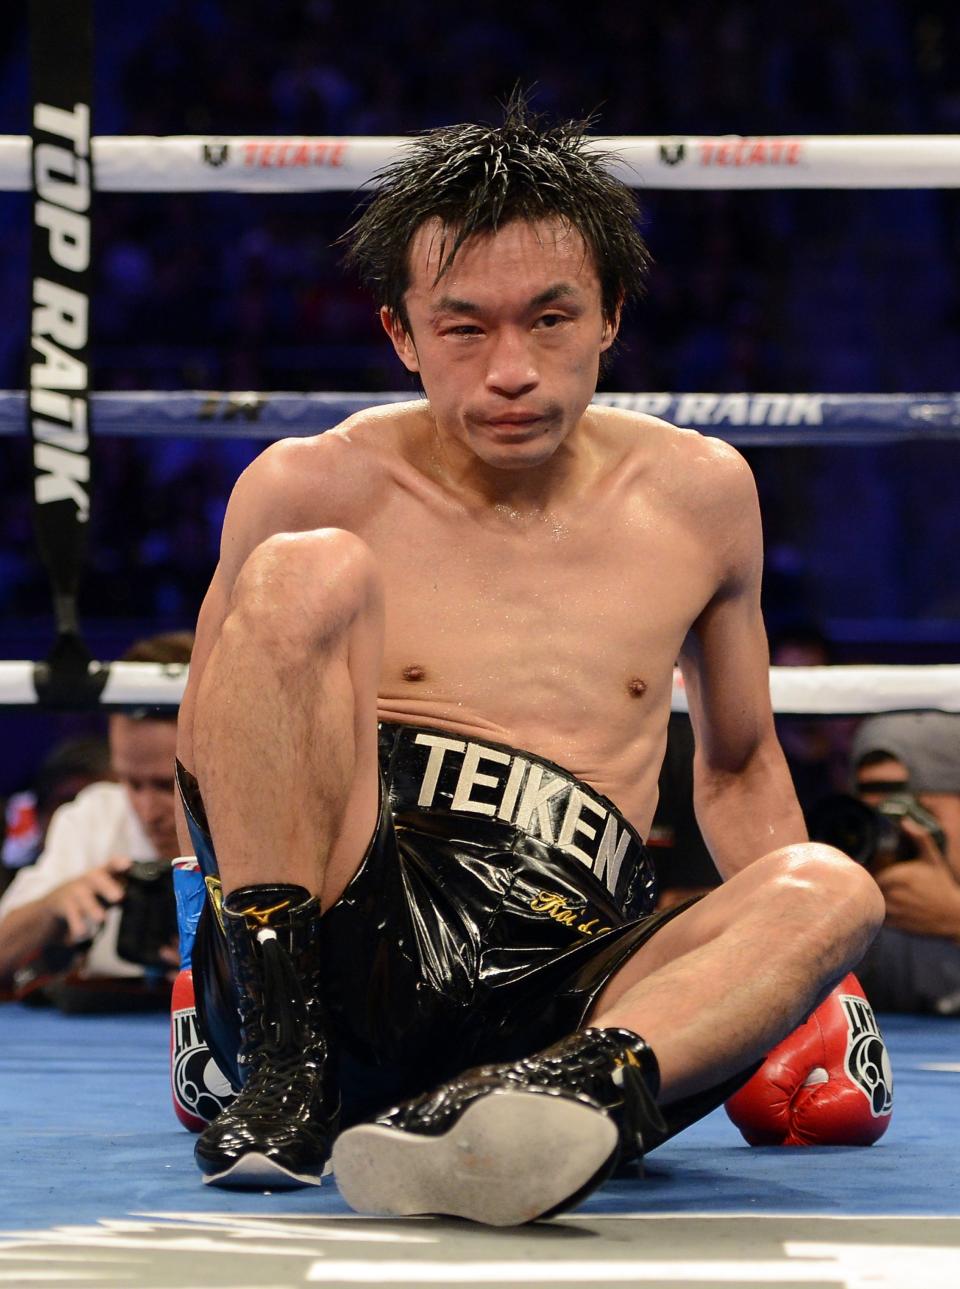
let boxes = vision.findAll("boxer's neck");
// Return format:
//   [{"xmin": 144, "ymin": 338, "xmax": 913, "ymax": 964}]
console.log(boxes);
[{"xmin": 429, "ymin": 411, "xmax": 601, "ymax": 518}]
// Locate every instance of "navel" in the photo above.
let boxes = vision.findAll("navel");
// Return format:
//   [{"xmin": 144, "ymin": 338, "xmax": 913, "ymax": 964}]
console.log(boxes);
[
  {"xmin": 626, "ymin": 677, "xmax": 647, "ymax": 698},
  {"xmin": 403, "ymin": 664, "xmax": 427, "ymax": 683}
]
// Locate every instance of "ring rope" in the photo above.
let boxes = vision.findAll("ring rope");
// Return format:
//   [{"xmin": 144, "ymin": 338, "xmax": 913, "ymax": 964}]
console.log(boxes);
[
  {"xmin": 5, "ymin": 390, "xmax": 960, "ymax": 446},
  {"xmin": 0, "ymin": 662, "xmax": 957, "ymax": 716},
  {"xmin": 15, "ymin": 14, "xmax": 957, "ymax": 715},
  {"xmin": 4, "ymin": 133, "xmax": 960, "ymax": 192}
]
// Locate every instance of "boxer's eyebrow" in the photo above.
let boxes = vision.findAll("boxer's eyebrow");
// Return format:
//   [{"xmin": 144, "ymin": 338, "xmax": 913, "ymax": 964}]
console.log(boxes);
[
  {"xmin": 430, "ymin": 283, "xmax": 580, "ymax": 319},
  {"xmin": 529, "ymin": 283, "xmax": 579, "ymax": 308},
  {"xmin": 431, "ymin": 295, "xmax": 480, "ymax": 317}
]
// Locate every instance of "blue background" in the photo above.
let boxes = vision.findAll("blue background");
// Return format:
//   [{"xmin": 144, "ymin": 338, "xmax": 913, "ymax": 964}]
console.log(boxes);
[{"xmin": 0, "ymin": 0, "xmax": 958, "ymax": 795}]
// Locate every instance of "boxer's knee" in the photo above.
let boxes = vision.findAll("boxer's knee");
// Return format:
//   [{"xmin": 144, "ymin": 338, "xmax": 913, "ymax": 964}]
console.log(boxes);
[
  {"xmin": 761, "ymin": 842, "xmax": 884, "ymax": 955},
  {"xmin": 229, "ymin": 528, "xmax": 382, "ymax": 650}
]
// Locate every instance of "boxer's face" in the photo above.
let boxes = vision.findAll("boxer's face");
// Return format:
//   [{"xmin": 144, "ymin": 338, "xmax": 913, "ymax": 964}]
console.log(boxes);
[
  {"xmin": 109, "ymin": 714, "xmax": 179, "ymax": 859},
  {"xmin": 385, "ymin": 217, "xmax": 618, "ymax": 472}
]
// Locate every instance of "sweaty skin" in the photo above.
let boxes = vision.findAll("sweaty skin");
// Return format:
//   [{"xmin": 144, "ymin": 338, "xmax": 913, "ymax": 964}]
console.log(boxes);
[
  {"xmin": 180, "ymin": 220, "xmax": 800, "ymax": 879},
  {"xmin": 177, "ymin": 217, "xmax": 882, "ymax": 1103},
  {"xmin": 220, "ymin": 403, "xmax": 745, "ymax": 840}
]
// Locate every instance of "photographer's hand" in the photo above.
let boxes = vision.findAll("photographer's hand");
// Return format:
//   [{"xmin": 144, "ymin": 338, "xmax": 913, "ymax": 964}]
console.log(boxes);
[
  {"xmin": 875, "ymin": 820, "xmax": 960, "ymax": 941},
  {"xmin": 46, "ymin": 857, "xmax": 132, "ymax": 944},
  {"xmin": 0, "ymin": 857, "xmax": 132, "ymax": 977}
]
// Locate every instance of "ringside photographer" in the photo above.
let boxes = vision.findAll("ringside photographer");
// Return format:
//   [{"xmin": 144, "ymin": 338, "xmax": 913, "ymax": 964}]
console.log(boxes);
[
  {"xmin": 0, "ymin": 632, "xmax": 192, "ymax": 1009},
  {"xmin": 810, "ymin": 711, "xmax": 960, "ymax": 1015}
]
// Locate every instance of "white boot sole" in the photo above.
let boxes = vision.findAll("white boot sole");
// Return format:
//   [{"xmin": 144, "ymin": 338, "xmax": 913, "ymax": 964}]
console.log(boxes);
[
  {"xmin": 332, "ymin": 1089, "xmax": 617, "ymax": 1226},
  {"xmin": 200, "ymin": 1151, "xmax": 329, "ymax": 1189}
]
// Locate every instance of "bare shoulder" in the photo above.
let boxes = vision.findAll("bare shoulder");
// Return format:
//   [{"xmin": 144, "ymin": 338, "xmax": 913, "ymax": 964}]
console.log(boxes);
[
  {"xmin": 665, "ymin": 420, "xmax": 757, "ymax": 517},
  {"xmin": 594, "ymin": 404, "xmax": 757, "ymax": 515},
  {"xmin": 217, "ymin": 401, "xmax": 428, "ymax": 578},
  {"xmin": 229, "ymin": 401, "xmax": 428, "ymax": 528},
  {"xmin": 592, "ymin": 406, "xmax": 761, "ymax": 591}
]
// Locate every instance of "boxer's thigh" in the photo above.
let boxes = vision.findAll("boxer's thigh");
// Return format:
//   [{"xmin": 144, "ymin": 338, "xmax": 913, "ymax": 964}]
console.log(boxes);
[{"xmin": 586, "ymin": 844, "xmax": 857, "ymax": 1020}]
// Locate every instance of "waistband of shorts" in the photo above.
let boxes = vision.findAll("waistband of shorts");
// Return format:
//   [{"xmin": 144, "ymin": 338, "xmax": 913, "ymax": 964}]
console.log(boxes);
[{"xmin": 377, "ymin": 722, "xmax": 654, "ymax": 914}]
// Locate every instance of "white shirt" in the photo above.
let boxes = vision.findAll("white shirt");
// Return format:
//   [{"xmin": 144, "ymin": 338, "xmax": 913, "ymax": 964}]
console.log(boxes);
[{"xmin": 0, "ymin": 781, "xmax": 158, "ymax": 977}]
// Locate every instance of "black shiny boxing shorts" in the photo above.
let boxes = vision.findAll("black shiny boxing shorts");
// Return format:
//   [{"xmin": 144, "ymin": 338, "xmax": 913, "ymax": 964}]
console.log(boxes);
[{"xmin": 179, "ymin": 722, "xmax": 752, "ymax": 1138}]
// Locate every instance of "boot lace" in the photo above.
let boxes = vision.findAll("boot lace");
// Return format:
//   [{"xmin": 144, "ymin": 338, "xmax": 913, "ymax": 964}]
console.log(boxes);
[
  {"xmin": 231, "ymin": 930, "xmax": 321, "ymax": 1118},
  {"xmin": 258, "ymin": 930, "xmax": 306, "ymax": 1053}
]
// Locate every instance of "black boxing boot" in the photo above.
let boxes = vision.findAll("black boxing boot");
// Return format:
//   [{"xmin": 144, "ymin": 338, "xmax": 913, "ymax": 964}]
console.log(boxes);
[
  {"xmin": 332, "ymin": 1027, "xmax": 665, "ymax": 1225},
  {"xmin": 194, "ymin": 884, "xmax": 339, "ymax": 1188}
]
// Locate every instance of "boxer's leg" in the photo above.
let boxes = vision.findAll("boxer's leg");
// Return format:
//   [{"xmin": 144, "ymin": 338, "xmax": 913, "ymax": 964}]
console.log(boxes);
[
  {"xmin": 190, "ymin": 528, "xmax": 384, "ymax": 1189},
  {"xmin": 333, "ymin": 844, "xmax": 883, "ymax": 1224},
  {"xmin": 192, "ymin": 527, "xmax": 384, "ymax": 902},
  {"xmin": 588, "ymin": 843, "xmax": 884, "ymax": 1103}
]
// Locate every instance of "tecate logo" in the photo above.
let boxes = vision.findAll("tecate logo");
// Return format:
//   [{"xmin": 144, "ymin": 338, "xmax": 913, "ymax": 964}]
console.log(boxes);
[
  {"xmin": 697, "ymin": 137, "xmax": 804, "ymax": 166},
  {"xmin": 240, "ymin": 140, "xmax": 347, "ymax": 168}
]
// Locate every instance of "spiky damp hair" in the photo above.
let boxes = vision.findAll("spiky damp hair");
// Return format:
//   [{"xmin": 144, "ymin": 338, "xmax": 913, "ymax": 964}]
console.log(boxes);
[{"xmin": 343, "ymin": 93, "xmax": 650, "ymax": 331}]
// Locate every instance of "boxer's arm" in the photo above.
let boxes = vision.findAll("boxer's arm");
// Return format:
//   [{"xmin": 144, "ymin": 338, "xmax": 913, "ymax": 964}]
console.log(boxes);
[{"xmin": 678, "ymin": 444, "xmax": 806, "ymax": 879}]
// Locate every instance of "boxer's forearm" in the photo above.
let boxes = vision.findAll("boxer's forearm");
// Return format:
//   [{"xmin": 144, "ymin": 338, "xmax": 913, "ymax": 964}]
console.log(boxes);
[{"xmin": 693, "ymin": 742, "xmax": 808, "ymax": 880}]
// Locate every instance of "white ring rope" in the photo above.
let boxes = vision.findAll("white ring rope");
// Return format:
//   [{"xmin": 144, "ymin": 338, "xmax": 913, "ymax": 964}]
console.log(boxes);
[
  {"xmin": 9, "ymin": 128, "xmax": 955, "ymax": 717},
  {"xmin": 0, "ymin": 662, "xmax": 957, "ymax": 715},
  {"xmin": 5, "ymin": 133, "xmax": 960, "ymax": 192}
]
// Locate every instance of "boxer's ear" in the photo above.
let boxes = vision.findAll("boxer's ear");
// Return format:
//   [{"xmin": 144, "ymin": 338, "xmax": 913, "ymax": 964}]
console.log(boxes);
[
  {"xmin": 600, "ymin": 295, "xmax": 622, "ymax": 352},
  {"xmin": 381, "ymin": 307, "xmax": 419, "ymax": 373}
]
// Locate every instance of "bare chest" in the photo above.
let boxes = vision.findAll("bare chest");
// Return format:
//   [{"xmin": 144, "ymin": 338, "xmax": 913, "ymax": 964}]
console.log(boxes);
[{"xmin": 357, "ymin": 499, "xmax": 714, "ymax": 744}]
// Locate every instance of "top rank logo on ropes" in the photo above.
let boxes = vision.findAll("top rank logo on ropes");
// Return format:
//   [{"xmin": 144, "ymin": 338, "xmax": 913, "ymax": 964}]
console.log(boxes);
[{"xmin": 30, "ymin": 102, "xmax": 92, "ymax": 522}]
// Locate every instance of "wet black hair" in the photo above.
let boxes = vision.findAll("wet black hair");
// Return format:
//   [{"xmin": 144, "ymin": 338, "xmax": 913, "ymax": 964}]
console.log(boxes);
[{"xmin": 343, "ymin": 92, "xmax": 650, "ymax": 332}]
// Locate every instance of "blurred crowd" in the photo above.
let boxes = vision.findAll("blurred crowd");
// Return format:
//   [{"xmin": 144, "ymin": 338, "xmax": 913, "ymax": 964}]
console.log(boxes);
[
  {"xmin": 2, "ymin": 1, "xmax": 960, "ymax": 633},
  {"xmin": 0, "ymin": 2, "xmax": 958, "ymax": 816}
]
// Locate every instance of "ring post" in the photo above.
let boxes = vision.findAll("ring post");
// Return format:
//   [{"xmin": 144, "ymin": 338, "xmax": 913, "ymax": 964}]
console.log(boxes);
[{"xmin": 28, "ymin": 0, "xmax": 103, "ymax": 708}]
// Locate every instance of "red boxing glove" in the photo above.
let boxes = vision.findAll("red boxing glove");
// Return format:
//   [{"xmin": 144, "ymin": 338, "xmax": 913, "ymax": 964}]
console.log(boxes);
[
  {"xmin": 725, "ymin": 973, "xmax": 893, "ymax": 1146},
  {"xmin": 170, "ymin": 967, "xmax": 235, "ymax": 1132}
]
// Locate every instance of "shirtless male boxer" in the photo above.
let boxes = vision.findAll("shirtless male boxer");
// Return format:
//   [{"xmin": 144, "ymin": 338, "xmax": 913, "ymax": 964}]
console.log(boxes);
[{"xmin": 175, "ymin": 102, "xmax": 884, "ymax": 1226}]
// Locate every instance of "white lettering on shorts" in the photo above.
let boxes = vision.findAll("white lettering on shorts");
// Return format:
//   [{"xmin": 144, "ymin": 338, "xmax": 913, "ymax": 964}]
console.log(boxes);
[
  {"xmin": 557, "ymin": 788, "xmax": 607, "ymax": 865},
  {"xmin": 451, "ymin": 742, "xmax": 511, "ymax": 815},
  {"xmin": 411, "ymin": 732, "xmax": 635, "ymax": 900},
  {"xmin": 415, "ymin": 733, "xmax": 466, "ymax": 807},
  {"xmin": 514, "ymin": 764, "xmax": 568, "ymax": 843}
]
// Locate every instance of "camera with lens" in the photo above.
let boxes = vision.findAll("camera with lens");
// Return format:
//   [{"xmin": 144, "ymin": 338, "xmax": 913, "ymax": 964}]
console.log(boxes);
[
  {"xmin": 115, "ymin": 859, "xmax": 178, "ymax": 967},
  {"xmin": 807, "ymin": 791, "xmax": 947, "ymax": 869}
]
